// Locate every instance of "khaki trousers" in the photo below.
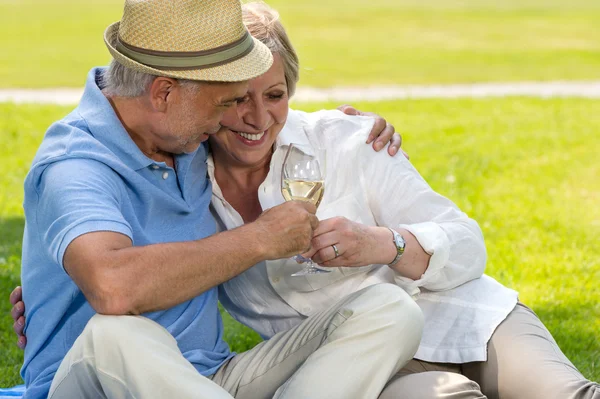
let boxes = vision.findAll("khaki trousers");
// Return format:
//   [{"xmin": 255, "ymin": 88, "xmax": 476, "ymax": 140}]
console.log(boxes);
[
  {"xmin": 48, "ymin": 284, "xmax": 423, "ymax": 399},
  {"xmin": 379, "ymin": 303, "xmax": 600, "ymax": 399}
]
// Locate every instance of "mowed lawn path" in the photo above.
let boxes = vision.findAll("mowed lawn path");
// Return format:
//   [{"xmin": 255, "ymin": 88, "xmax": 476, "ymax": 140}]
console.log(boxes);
[
  {"xmin": 1, "ymin": 0, "xmax": 600, "ymax": 88},
  {"xmin": 1, "ymin": 98, "xmax": 598, "ymax": 387}
]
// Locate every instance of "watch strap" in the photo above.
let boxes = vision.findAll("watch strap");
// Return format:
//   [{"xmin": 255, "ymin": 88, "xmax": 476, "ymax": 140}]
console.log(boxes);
[{"xmin": 388, "ymin": 228, "xmax": 406, "ymax": 266}]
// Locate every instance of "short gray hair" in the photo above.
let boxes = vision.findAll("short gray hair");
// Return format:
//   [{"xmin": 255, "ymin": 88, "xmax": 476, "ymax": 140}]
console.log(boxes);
[
  {"xmin": 242, "ymin": 2, "xmax": 299, "ymax": 97},
  {"xmin": 101, "ymin": 59, "xmax": 202, "ymax": 97}
]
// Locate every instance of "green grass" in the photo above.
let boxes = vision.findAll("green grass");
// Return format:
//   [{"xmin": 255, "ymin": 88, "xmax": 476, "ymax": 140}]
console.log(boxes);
[
  {"xmin": 1, "ymin": 0, "xmax": 600, "ymax": 88},
  {"xmin": 1, "ymin": 98, "xmax": 598, "ymax": 387}
]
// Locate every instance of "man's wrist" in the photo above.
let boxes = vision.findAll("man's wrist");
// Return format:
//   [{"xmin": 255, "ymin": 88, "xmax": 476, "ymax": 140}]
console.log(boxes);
[{"xmin": 231, "ymin": 223, "xmax": 271, "ymax": 263}]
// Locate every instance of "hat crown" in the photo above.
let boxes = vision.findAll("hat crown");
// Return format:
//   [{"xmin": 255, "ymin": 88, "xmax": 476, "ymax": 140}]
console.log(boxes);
[{"xmin": 118, "ymin": 0, "xmax": 247, "ymax": 53}]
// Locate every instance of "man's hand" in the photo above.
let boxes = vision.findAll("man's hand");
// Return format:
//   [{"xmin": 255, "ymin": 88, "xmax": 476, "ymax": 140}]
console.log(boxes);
[
  {"xmin": 301, "ymin": 217, "xmax": 396, "ymax": 267},
  {"xmin": 253, "ymin": 201, "xmax": 319, "ymax": 260},
  {"xmin": 337, "ymin": 104, "xmax": 408, "ymax": 159},
  {"xmin": 9, "ymin": 286, "xmax": 27, "ymax": 350}
]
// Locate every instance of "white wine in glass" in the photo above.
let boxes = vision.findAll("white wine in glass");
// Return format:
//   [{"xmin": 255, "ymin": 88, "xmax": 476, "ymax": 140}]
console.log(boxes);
[
  {"xmin": 281, "ymin": 179, "xmax": 325, "ymax": 208},
  {"xmin": 281, "ymin": 143, "xmax": 330, "ymax": 276}
]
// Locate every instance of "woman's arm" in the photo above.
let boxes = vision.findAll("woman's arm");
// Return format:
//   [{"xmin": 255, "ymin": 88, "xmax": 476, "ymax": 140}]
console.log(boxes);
[
  {"xmin": 303, "ymin": 111, "xmax": 486, "ymax": 293},
  {"xmin": 359, "ymin": 145, "xmax": 487, "ymax": 292},
  {"xmin": 9, "ymin": 286, "xmax": 26, "ymax": 349},
  {"xmin": 305, "ymin": 218, "xmax": 431, "ymax": 280}
]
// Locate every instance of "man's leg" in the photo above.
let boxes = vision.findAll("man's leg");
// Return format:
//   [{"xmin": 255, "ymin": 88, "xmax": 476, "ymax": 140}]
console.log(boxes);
[
  {"xmin": 379, "ymin": 359, "xmax": 486, "ymax": 399},
  {"xmin": 463, "ymin": 303, "xmax": 600, "ymax": 399},
  {"xmin": 49, "ymin": 314, "xmax": 234, "ymax": 398},
  {"xmin": 211, "ymin": 283, "xmax": 423, "ymax": 399}
]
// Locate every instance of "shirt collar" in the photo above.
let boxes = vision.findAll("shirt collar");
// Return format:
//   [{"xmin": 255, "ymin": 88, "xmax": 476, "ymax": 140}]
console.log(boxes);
[
  {"xmin": 76, "ymin": 67, "xmax": 156, "ymax": 171},
  {"xmin": 274, "ymin": 110, "xmax": 315, "ymax": 156},
  {"xmin": 206, "ymin": 152, "xmax": 224, "ymax": 201}
]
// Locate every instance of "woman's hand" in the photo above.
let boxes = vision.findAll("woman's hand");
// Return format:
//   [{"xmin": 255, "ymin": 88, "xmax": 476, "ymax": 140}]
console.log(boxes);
[
  {"xmin": 337, "ymin": 104, "xmax": 408, "ymax": 159},
  {"xmin": 301, "ymin": 217, "xmax": 397, "ymax": 267},
  {"xmin": 9, "ymin": 286, "xmax": 27, "ymax": 350}
]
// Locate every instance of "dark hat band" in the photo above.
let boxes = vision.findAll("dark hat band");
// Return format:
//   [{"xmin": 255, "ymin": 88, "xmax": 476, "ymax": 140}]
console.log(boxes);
[{"xmin": 115, "ymin": 31, "xmax": 255, "ymax": 71}]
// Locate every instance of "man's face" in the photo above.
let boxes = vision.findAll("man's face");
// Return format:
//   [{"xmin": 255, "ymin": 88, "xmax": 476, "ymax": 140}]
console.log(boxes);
[{"xmin": 159, "ymin": 80, "xmax": 249, "ymax": 154}]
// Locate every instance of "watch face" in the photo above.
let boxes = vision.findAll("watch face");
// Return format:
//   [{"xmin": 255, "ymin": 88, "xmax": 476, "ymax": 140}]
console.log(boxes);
[{"xmin": 394, "ymin": 232, "xmax": 406, "ymax": 252}]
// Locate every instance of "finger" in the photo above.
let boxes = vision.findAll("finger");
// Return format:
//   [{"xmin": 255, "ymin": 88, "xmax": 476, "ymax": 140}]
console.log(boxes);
[
  {"xmin": 13, "ymin": 316, "xmax": 25, "ymax": 337},
  {"xmin": 311, "ymin": 230, "xmax": 340, "ymax": 252},
  {"xmin": 17, "ymin": 336, "xmax": 26, "ymax": 350},
  {"xmin": 15, "ymin": 316, "xmax": 25, "ymax": 336},
  {"xmin": 337, "ymin": 104, "xmax": 359, "ymax": 116},
  {"xmin": 294, "ymin": 200, "xmax": 317, "ymax": 215},
  {"xmin": 366, "ymin": 116, "xmax": 387, "ymax": 144},
  {"xmin": 9, "ymin": 286, "xmax": 22, "ymax": 306},
  {"xmin": 11, "ymin": 301, "xmax": 24, "ymax": 321},
  {"xmin": 388, "ymin": 133, "xmax": 402, "ymax": 156},
  {"xmin": 301, "ymin": 247, "xmax": 317, "ymax": 259},
  {"xmin": 312, "ymin": 245, "xmax": 340, "ymax": 264},
  {"xmin": 311, "ymin": 217, "xmax": 340, "ymax": 236},
  {"xmin": 373, "ymin": 123, "xmax": 395, "ymax": 152},
  {"xmin": 309, "ymin": 214, "xmax": 319, "ymax": 231}
]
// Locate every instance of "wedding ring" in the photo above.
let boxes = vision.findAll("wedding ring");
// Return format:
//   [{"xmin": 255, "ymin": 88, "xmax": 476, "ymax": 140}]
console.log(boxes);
[{"xmin": 332, "ymin": 244, "xmax": 340, "ymax": 258}]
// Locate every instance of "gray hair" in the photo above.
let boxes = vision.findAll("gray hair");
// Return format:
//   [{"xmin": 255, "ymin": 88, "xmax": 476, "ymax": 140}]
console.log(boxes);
[
  {"xmin": 101, "ymin": 59, "xmax": 201, "ymax": 97},
  {"xmin": 242, "ymin": 2, "xmax": 299, "ymax": 97}
]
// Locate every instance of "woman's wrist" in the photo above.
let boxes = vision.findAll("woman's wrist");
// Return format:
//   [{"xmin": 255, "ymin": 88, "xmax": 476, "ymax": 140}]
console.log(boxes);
[{"xmin": 369, "ymin": 226, "xmax": 399, "ymax": 265}]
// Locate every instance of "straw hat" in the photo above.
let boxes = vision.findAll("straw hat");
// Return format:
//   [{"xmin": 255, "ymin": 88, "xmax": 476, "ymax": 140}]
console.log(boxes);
[{"xmin": 104, "ymin": 0, "xmax": 273, "ymax": 82}]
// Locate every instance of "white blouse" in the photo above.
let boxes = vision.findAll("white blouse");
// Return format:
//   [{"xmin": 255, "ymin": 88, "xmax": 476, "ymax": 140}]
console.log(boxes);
[{"xmin": 212, "ymin": 109, "xmax": 518, "ymax": 363}]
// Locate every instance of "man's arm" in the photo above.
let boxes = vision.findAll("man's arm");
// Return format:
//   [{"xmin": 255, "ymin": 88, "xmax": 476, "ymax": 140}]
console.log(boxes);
[
  {"xmin": 65, "ymin": 200, "xmax": 318, "ymax": 316},
  {"xmin": 37, "ymin": 158, "xmax": 318, "ymax": 316}
]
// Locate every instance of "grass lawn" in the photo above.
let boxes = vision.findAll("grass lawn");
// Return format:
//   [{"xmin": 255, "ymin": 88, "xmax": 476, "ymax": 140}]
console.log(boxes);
[
  {"xmin": 0, "ymin": 98, "xmax": 598, "ymax": 387},
  {"xmin": 1, "ymin": 0, "xmax": 600, "ymax": 88}
]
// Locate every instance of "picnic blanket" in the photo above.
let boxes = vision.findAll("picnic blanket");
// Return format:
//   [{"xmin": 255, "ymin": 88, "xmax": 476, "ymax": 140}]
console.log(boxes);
[{"xmin": 0, "ymin": 385, "xmax": 24, "ymax": 398}]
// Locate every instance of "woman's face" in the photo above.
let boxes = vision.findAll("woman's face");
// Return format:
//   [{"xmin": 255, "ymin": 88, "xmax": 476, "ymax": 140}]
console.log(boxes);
[{"xmin": 210, "ymin": 54, "xmax": 289, "ymax": 168}]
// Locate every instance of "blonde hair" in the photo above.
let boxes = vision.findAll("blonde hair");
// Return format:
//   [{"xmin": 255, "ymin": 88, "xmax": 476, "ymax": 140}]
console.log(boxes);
[{"xmin": 242, "ymin": 2, "xmax": 299, "ymax": 97}]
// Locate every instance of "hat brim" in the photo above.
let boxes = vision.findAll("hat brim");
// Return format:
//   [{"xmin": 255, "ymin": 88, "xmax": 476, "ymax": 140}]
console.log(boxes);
[{"xmin": 104, "ymin": 22, "xmax": 273, "ymax": 82}]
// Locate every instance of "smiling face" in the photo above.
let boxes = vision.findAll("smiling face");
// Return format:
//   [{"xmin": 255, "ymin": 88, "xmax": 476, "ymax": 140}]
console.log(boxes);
[
  {"xmin": 209, "ymin": 54, "xmax": 289, "ymax": 167},
  {"xmin": 150, "ymin": 79, "xmax": 250, "ymax": 155}
]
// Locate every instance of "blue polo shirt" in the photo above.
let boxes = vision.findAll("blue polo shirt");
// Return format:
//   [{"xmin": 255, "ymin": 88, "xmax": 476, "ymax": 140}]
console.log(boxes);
[{"xmin": 20, "ymin": 68, "xmax": 232, "ymax": 399}]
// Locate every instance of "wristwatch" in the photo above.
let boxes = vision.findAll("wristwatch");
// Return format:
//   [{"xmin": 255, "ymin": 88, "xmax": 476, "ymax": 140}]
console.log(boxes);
[{"xmin": 388, "ymin": 228, "xmax": 406, "ymax": 266}]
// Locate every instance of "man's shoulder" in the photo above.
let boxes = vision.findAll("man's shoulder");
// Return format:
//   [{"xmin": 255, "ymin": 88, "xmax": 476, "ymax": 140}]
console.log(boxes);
[
  {"xmin": 26, "ymin": 119, "xmax": 122, "ymax": 195},
  {"xmin": 27, "ymin": 109, "xmax": 119, "ymax": 181},
  {"xmin": 32, "ymin": 111, "xmax": 85, "ymax": 162}
]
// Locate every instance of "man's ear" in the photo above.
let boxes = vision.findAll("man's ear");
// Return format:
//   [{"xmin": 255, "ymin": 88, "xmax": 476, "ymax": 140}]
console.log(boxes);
[{"xmin": 149, "ymin": 77, "xmax": 178, "ymax": 112}]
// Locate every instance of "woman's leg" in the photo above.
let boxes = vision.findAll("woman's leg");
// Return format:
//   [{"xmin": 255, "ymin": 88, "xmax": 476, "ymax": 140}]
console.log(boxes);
[
  {"xmin": 463, "ymin": 303, "xmax": 600, "ymax": 399},
  {"xmin": 379, "ymin": 359, "xmax": 486, "ymax": 399}
]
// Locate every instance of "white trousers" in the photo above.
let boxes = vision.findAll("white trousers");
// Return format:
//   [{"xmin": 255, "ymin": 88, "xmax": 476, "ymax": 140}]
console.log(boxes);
[{"xmin": 48, "ymin": 284, "xmax": 423, "ymax": 399}]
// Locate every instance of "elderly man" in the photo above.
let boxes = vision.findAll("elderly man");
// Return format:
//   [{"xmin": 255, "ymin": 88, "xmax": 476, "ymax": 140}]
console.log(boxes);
[{"xmin": 19, "ymin": 1, "xmax": 423, "ymax": 398}]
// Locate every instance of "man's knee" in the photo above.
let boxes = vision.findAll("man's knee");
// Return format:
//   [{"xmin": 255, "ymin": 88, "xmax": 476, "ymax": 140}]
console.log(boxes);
[
  {"xmin": 357, "ymin": 284, "xmax": 423, "ymax": 325},
  {"xmin": 350, "ymin": 284, "xmax": 424, "ymax": 341},
  {"xmin": 83, "ymin": 314, "xmax": 161, "ymax": 348}
]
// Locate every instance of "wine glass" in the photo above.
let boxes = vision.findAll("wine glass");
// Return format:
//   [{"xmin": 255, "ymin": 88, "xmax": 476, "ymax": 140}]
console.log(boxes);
[{"xmin": 281, "ymin": 143, "xmax": 330, "ymax": 276}]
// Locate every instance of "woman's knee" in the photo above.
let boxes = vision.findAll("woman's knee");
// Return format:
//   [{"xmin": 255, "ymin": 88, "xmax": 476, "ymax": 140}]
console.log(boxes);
[{"xmin": 380, "ymin": 371, "xmax": 485, "ymax": 399}]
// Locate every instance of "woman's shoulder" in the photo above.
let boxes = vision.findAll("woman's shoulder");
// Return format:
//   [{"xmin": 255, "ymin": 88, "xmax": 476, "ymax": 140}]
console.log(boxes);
[{"xmin": 288, "ymin": 108, "xmax": 375, "ymax": 148}]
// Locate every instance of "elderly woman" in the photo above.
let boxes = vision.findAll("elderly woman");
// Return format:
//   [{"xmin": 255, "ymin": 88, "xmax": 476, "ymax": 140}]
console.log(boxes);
[{"xmin": 11, "ymin": 2, "xmax": 599, "ymax": 399}]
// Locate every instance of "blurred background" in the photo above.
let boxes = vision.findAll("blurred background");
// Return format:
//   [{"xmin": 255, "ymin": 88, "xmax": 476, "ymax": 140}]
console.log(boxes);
[{"xmin": 0, "ymin": 0, "xmax": 599, "ymax": 387}]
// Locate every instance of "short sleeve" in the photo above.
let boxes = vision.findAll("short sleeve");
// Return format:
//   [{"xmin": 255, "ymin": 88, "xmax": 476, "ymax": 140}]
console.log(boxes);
[{"xmin": 34, "ymin": 158, "xmax": 133, "ymax": 270}]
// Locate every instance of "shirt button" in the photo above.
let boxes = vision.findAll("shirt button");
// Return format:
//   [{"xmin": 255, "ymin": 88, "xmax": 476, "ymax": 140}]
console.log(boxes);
[
  {"xmin": 162, "ymin": 172, "xmax": 169, "ymax": 180},
  {"xmin": 151, "ymin": 164, "xmax": 159, "ymax": 170}
]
